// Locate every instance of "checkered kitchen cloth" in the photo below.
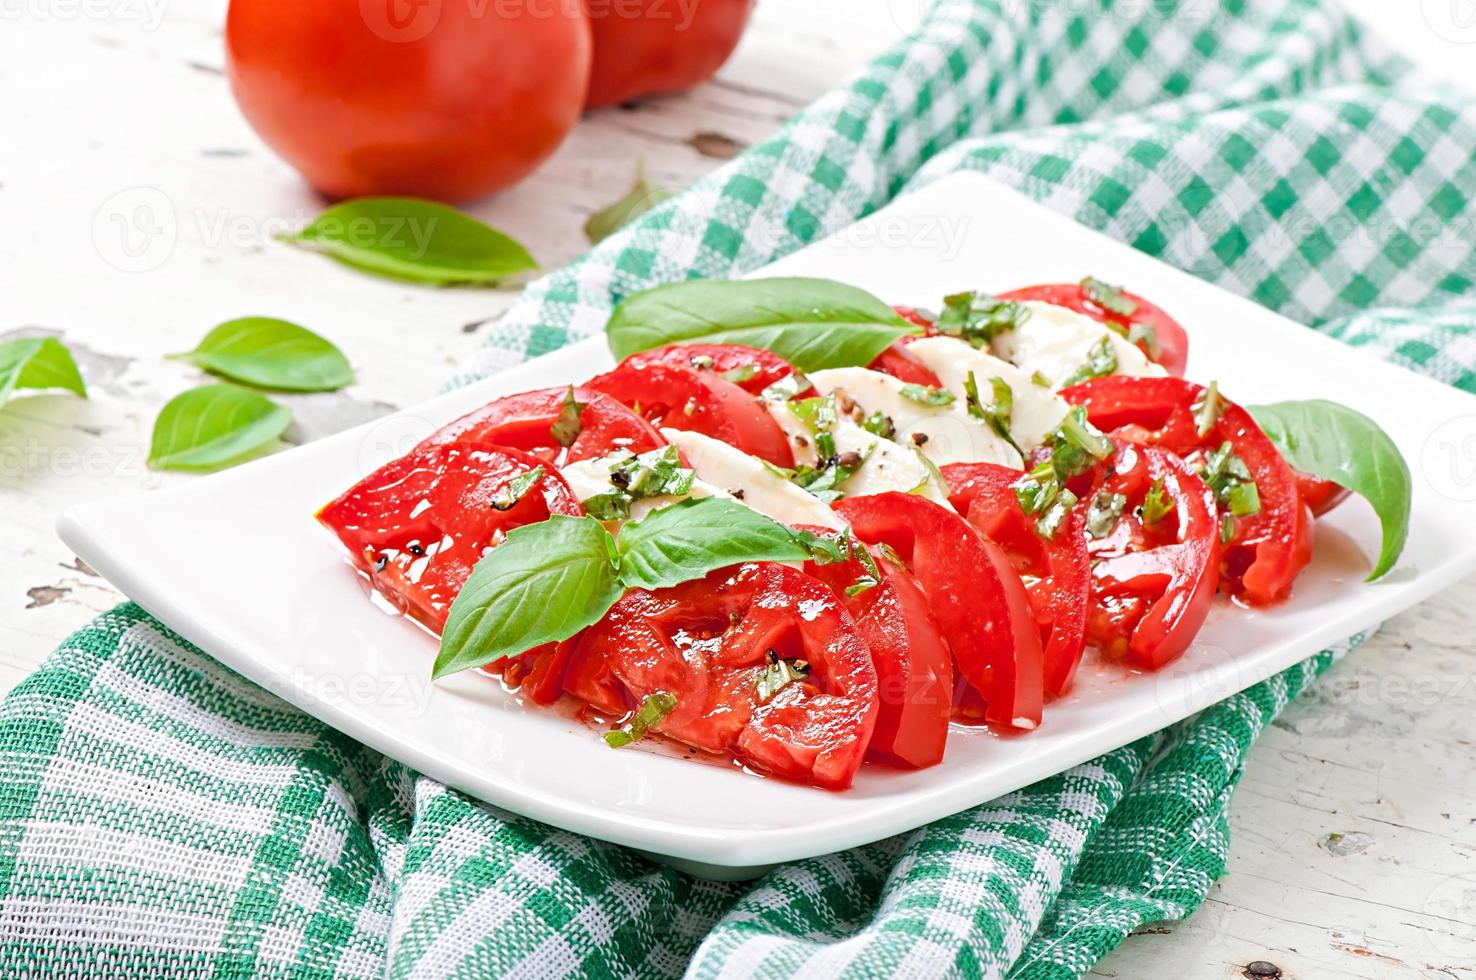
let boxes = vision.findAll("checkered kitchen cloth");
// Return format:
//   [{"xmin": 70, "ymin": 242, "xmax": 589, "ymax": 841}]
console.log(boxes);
[{"xmin": 3, "ymin": 1, "xmax": 1474, "ymax": 977}]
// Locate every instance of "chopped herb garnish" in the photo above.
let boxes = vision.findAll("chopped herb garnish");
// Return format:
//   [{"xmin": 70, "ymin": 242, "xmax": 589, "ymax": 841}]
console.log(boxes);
[
  {"xmin": 604, "ymin": 692, "xmax": 678, "ymax": 748},
  {"xmin": 721, "ymin": 364, "xmax": 759, "ymax": 384},
  {"xmin": 1127, "ymin": 323, "xmax": 1158, "ymax": 354},
  {"xmin": 1141, "ymin": 477, "xmax": 1175, "ymax": 524},
  {"xmin": 965, "ymin": 373, "xmax": 1024, "ymax": 456},
  {"xmin": 760, "ymin": 371, "xmax": 811, "ymax": 402},
  {"xmin": 550, "ymin": 385, "xmax": 585, "ymax": 448},
  {"xmin": 1220, "ymin": 514, "xmax": 1237, "ymax": 544},
  {"xmin": 936, "ymin": 291, "xmax": 1032, "ymax": 348},
  {"xmin": 787, "ymin": 443, "xmax": 872, "ymax": 502},
  {"xmin": 584, "ymin": 446, "xmax": 695, "ymax": 520},
  {"xmin": 755, "ymin": 653, "xmax": 811, "ymax": 703},
  {"xmin": 1062, "ymin": 335, "xmax": 1119, "ymax": 387},
  {"xmin": 1035, "ymin": 488, "xmax": 1079, "ymax": 541},
  {"xmin": 861, "ymin": 410, "xmax": 896, "ymax": 440},
  {"xmin": 1192, "ymin": 381, "xmax": 1225, "ymax": 438},
  {"xmin": 1085, "ymin": 491, "xmax": 1127, "ymax": 538},
  {"xmin": 1012, "ymin": 460, "xmax": 1061, "ymax": 517},
  {"xmin": 1031, "ymin": 371, "xmax": 1052, "ymax": 388},
  {"xmin": 790, "ymin": 393, "xmax": 838, "ymax": 432},
  {"xmin": 1050, "ymin": 406, "xmax": 1114, "ymax": 479},
  {"xmin": 1198, "ymin": 440, "xmax": 1260, "ymax": 517},
  {"xmin": 583, "ymin": 491, "xmax": 632, "ymax": 521},
  {"xmin": 1226, "ymin": 480, "xmax": 1261, "ymax": 518},
  {"xmin": 899, "ymin": 383, "xmax": 954, "ymax": 406},
  {"xmin": 1081, "ymin": 276, "xmax": 1139, "ymax": 317},
  {"xmin": 491, "ymin": 465, "xmax": 545, "ymax": 511}
]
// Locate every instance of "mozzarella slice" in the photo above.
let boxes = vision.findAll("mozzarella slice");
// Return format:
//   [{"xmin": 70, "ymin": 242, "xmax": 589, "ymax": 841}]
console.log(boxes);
[
  {"xmin": 766, "ymin": 402, "xmax": 952, "ymax": 504},
  {"xmin": 559, "ymin": 454, "xmax": 733, "ymax": 524},
  {"xmin": 807, "ymin": 367, "xmax": 1023, "ymax": 469},
  {"xmin": 661, "ymin": 428, "xmax": 846, "ymax": 530},
  {"xmin": 992, "ymin": 301, "xmax": 1166, "ymax": 387},
  {"xmin": 906, "ymin": 336, "xmax": 1072, "ymax": 449}
]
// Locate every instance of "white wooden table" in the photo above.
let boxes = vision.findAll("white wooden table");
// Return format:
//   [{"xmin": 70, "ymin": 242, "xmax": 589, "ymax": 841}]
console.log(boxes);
[{"xmin": 3, "ymin": 3, "xmax": 1474, "ymax": 977}]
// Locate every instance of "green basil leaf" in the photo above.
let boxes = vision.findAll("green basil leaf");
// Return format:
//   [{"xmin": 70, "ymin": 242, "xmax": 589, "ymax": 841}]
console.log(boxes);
[
  {"xmin": 1248, "ymin": 399, "xmax": 1411, "ymax": 580},
  {"xmin": 0, "ymin": 337, "xmax": 87, "ymax": 403},
  {"xmin": 175, "ymin": 317, "xmax": 352, "ymax": 392},
  {"xmin": 433, "ymin": 516, "xmax": 622, "ymax": 679},
  {"xmin": 615, "ymin": 497, "xmax": 811, "ymax": 591},
  {"xmin": 148, "ymin": 384, "xmax": 292, "ymax": 471},
  {"xmin": 584, "ymin": 164, "xmax": 673, "ymax": 244},
  {"xmin": 606, "ymin": 277, "xmax": 919, "ymax": 372},
  {"xmin": 282, "ymin": 197, "xmax": 537, "ymax": 286}
]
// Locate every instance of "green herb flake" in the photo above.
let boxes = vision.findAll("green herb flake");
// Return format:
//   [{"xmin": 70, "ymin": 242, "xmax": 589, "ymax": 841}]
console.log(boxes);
[
  {"xmin": 965, "ymin": 373, "xmax": 1024, "ymax": 456},
  {"xmin": 936, "ymin": 291, "xmax": 1032, "ymax": 348},
  {"xmin": 491, "ymin": 465, "xmax": 545, "ymax": 511},
  {"xmin": 582, "ymin": 492, "xmax": 633, "ymax": 521},
  {"xmin": 760, "ymin": 370, "xmax": 812, "ymax": 403},
  {"xmin": 1081, "ymin": 276, "xmax": 1139, "ymax": 317},
  {"xmin": 1049, "ymin": 407, "xmax": 1114, "ymax": 479},
  {"xmin": 1062, "ymin": 335, "xmax": 1119, "ymax": 387},
  {"xmin": 1031, "ymin": 371, "xmax": 1052, "ymax": 388},
  {"xmin": 1192, "ymin": 381, "xmax": 1225, "ymax": 438},
  {"xmin": 721, "ymin": 364, "xmax": 759, "ymax": 384},
  {"xmin": 1085, "ymin": 491, "xmax": 1128, "ymax": 539},
  {"xmin": 790, "ymin": 393, "xmax": 839, "ymax": 433},
  {"xmin": 1035, "ymin": 488, "xmax": 1079, "ymax": 541},
  {"xmin": 584, "ymin": 163, "xmax": 673, "ymax": 245},
  {"xmin": 604, "ymin": 692, "xmax": 678, "ymax": 747},
  {"xmin": 1220, "ymin": 513, "xmax": 1237, "ymax": 544},
  {"xmin": 754, "ymin": 654, "xmax": 811, "ymax": 703},
  {"xmin": 861, "ymin": 410, "xmax": 896, "ymax": 440},
  {"xmin": 550, "ymin": 385, "xmax": 585, "ymax": 448},
  {"xmin": 1127, "ymin": 323, "xmax": 1159, "ymax": 354},
  {"xmin": 899, "ymin": 383, "xmax": 954, "ymax": 406},
  {"xmin": 1141, "ymin": 477, "xmax": 1175, "ymax": 525},
  {"xmin": 1227, "ymin": 480, "xmax": 1261, "ymax": 518},
  {"xmin": 1012, "ymin": 461, "xmax": 1061, "ymax": 517}
]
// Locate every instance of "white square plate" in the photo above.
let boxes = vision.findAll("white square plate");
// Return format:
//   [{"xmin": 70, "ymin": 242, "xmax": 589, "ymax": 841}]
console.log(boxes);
[{"xmin": 59, "ymin": 173, "xmax": 1476, "ymax": 879}]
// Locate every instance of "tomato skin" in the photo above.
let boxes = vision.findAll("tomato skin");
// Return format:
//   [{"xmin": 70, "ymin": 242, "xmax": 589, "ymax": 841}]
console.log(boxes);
[
  {"xmin": 225, "ymin": 0, "xmax": 590, "ymax": 201},
  {"xmin": 585, "ymin": 0, "xmax": 755, "ymax": 109},
  {"xmin": 999, "ymin": 283, "xmax": 1190, "ymax": 376},
  {"xmin": 1062, "ymin": 376, "xmax": 1313, "ymax": 605},
  {"xmin": 586, "ymin": 362, "xmax": 794, "ymax": 466},
  {"xmin": 612, "ymin": 344, "xmax": 800, "ymax": 397},
  {"xmin": 834, "ymin": 493, "xmax": 1044, "ymax": 730},
  {"xmin": 806, "ymin": 548, "xmax": 952, "ymax": 769},
  {"xmin": 1295, "ymin": 470, "xmax": 1350, "ymax": 516},
  {"xmin": 317, "ymin": 442, "xmax": 581, "ymax": 632},
  {"xmin": 563, "ymin": 563, "xmax": 879, "ymax": 789},
  {"xmin": 868, "ymin": 341, "xmax": 943, "ymax": 387},
  {"xmin": 943, "ymin": 462, "xmax": 1091, "ymax": 698},
  {"xmin": 1082, "ymin": 443, "xmax": 1221, "ymax": 669},
  {"xmin": 423, "ymin": 386, "xmax": 666, "ymax": 465}
]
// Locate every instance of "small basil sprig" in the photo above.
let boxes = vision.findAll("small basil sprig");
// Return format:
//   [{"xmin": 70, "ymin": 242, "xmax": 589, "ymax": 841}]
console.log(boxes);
[
  {"xmin": 148, "ymin": 383, "xmax": 292, "ymax": 471},
  {"xmin": 173, "ymin": 317, "xmax": 352, "ymax": 392},
  {"xmin": 281, "ymin": 197, "xmax": 537, "ymax": 286},
  {"xmin": 605, "ymin": 277, "xmax": 920, "ymax": 372},
  {"xmin": 1248, "ymin": 399, "xmax": 1411, "ymax": 580},
  {"xmin": 0, "ymin": 337, "xmax": 87, "ymax": 403},
  {"xmin": 432, "ymin": 497, "xmax": 842, "ymax": 679}
]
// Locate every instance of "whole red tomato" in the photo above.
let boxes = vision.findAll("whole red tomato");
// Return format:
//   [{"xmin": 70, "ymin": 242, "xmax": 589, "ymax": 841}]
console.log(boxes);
[
  {"xmin": 226, "ymin": 0, "xmax": 591, "ymax": 202},
  {"xmin": 585, "ymin": 0, "xmax": 755, "ymax": 108}
]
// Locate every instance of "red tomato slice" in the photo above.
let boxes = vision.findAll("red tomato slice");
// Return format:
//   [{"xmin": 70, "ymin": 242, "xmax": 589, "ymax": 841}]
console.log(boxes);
[
  {"xmin": 805, "ymin": 544, "xmax": 952, "ymax": 769},
  {"xmin": 615, "ymin": 344, "xmax": 801, "ymax": 397},
  {"xmin": 317, "ymin": 442, "xmax": 582, "ymax": 632},
  {"xmin": 586, "ymin": 361, "xmax": 794, "ymax": 466},
  {"xmin": 868, "ymin": 340, "xmax": 943, "ymax": 387},
  {"xmin": 1062, "ymin": 376, "xmax": 1313, "ymax": 605},
  {"xmin": 1294, "ymin": 470, "xmax": 1350, "ymax": 517},
  {"xmin": 485, "ymin": 638, "xmax": 575, "ymax": 706},
  {"xmin": 1080, "ymin": 442, "xmax": 1221, "ymax": 669},
  {"xmin": 942, "ymin": 462, "xmax": 1090, "ymax": 698},
  {"xmin": 833, "ymin": 493, "xmax": 1044, "ymax": 730},
  {"xmin": 562, "ymin": 563, "xmax": 879, "ymax": 789},
  {"xmin": 999, "ymin": 282, "xmax": 1190, "ymax": 376},
  {"xmin": 422, "ymin": 386, "xmax": 666, "ymax": 465}
]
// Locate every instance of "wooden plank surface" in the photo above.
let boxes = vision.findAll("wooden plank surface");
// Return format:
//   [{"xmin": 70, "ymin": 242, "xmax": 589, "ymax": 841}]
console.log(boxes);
[{"xmin": 3, "ymin": 3, "xmax": 1473, "ymax": 977}]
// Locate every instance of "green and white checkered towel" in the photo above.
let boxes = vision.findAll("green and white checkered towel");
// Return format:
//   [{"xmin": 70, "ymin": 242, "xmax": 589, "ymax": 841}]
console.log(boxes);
[{"xmin": 4, "ymin": 1, "xmax": 1474, "ymax": 977}]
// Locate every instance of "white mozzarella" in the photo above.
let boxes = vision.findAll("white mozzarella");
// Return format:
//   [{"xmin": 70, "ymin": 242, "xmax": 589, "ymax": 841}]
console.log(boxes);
[
  {"xmin": 765, "ymin": 402, "xmax": 952, "ymax": 504},
  {"xmin": 559, "ymin": 454, "xmax": 733, "ymax": 523},
  {"xmin": 661, "ymin": 428, "xmax": 847, "ymax": 530},
  {"xmin": 906, "ymin": 336, "xmax": 1072, "ymax": 449},
  {"xmin": 806, "ymin": 367, "xmax": 1023, "ymax": 469},
  {"xmin": 992, "ymin": 301, "xmax": 1166, "ymax": 387}
]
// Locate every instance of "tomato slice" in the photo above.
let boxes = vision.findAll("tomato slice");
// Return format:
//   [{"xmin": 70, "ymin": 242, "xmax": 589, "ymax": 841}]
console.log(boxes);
[
  {"xmin": 614, "ymin": 344, "xmax": 801, "ymax": 397},
  {"xmin": 1062, "ymin": 376, "xmax": 1313, "ymax": 605},
  {"xmin": 833, "ymin": 493, "xmax": 1044, "ymax": 730},
  {"xmin": 1295, "ymin": 470, "xmax": 1350, "ymax": 517},
  {"xmin": 422, "ymin": 386, "xmax": 667, "ymax": 464},
  {"xmin": 562, "ymin": 562, "xmax": 879, "ymax": 789},
  {"xmin": 868, "ymin": 340, "xmax": 943, "ymax": 387},
  {"xmin": 586, "ymin": 361, "xmax": 795, "ymax": 467},
  {"xmin": 942, "ymin": 462, "xmax": 1090, "ymax": 698},
  {"xmin": 317, "ymin": 442, "xmax": 582, "ymax": 632},
  {"xmin": 1080, "ymin": 442, "xmax": 1220, "ymax": 669},
  {"xmin": 998, "ymin": 282, "xmax": 1190, "ymax": 376},
  {"xmin": 805, "ymin": 544, "xmax": 951, "ymax": 768}
]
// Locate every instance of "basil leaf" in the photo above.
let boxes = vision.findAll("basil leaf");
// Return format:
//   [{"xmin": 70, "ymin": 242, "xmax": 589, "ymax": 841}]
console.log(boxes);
[
  {"xmin": 1062, "ymin": 335, "xmax": 1118, "ymax": 387},
  {"xmin": 1080, "ymin": 276, "xmax": 1138, "ymax": 317},
  {"xmin": 148, "ymin": 383, "xmax": 291, "ymax": 471},
  {"xmin": 1248, "ymin": 399, "xmax": 1411, "ymax": 580},
  {"xmin": 615, "ymin": 497, "xmax": 811, "ymax": 591},
  {"xmin": 1142, "ymin": 477, "xmax": 1175, "ymax": 524},
  {"xmin": 604, "ymin": 692, "xmax": 678, "ymax": 748},
  {"xmin": 0, "ymin": 337, "xmax": 87, "ymax": 403},
  {"xmin": 282, "ymin": 197, "xmax": 537, "ymax": 286},
  {"xmin": 584, "ymin": 164, "xmax": 673, "ymax": 244},
  {"xmin": 1192, "ymin": 381, "xmax": 1224, "ymax": 437},
  {"xmin": 900, "ymin": 383, "xmax": 954, "ymax": 406},
  {"xmin": 755, "ymin": 655, "xmax": 810, "ymax": 703},
  {"xmin": 433, "ymin": 516, "xmax": 622, "ymax": 679},
  {"xmin": 606, "ymin": 277, "xmax": 918, "ymax": 372},
  {"xmin": 175, "ymin": 317, "xmax": 352, "ymax": 392},
  {"xmin": 492, "ymin": 465, "xmax": 545, "ymax": 511},
  {"xmin": 551, "ymin": 385, "xmax": 585, "ymax": 447}
]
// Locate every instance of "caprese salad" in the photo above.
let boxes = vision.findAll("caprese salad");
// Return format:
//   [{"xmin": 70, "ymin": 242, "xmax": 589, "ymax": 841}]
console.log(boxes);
[{"xmin": 318, "ymin": 276, "xmax": 1411, "ymax": 789}]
